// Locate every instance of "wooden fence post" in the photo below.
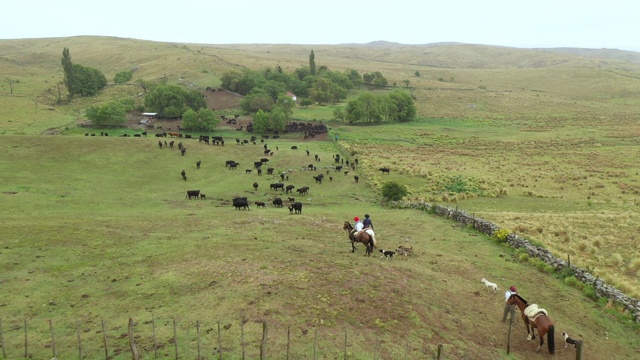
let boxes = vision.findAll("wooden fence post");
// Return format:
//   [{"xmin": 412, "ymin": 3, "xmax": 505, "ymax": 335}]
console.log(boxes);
[
  {"xmin": 286, "ymin": 325, "xmax": 290, "ymax": 360},
  {"xmin": 23, "ymin": 319, "xmax": 28, "ymax": 359},
  {"xmin": 0, "ymin": 318, "xmax": 6, "ymax": 359},
  {"xmin": 343, "ymin": 331, "xmax": 347, "ymax": 359},
  {"xmin": 128, "ymin": 317, "xmax": 140, "ymax": 360},
  {"xmin": 101, "ymin": 319, "xmax": 108, "ymax": 360},
  {"xmin": 76, "ymin": 320, "xmax": 83, "ymax": 360},
  {"xmin": 196, "ymin": 320, "xmax": 201, "ymax": 360},
  {"xmin": 576, "ymin": 340, "xmax": 584, "ymax": 360},
  {"xmin": 436, "ymin": 344, "xmax": 444, "ymax": 359},
  {"xmin": 260, "ymin": 320, "xmax": 267, "ymax": 360},
  {"xmin": 49, "ymin": 319, "xmax": 57, "ymax": 360},
  {"xmin": 217, "ymin": 321, "xmax": 223, "ymax": 360},
  {"xmin": 173, "ymin": 318, "xmax": 179, "ymax": 360},
  {"xmin": 241, "ymin": 321, "xmax": 245, "ymax": 360},
  {"xmin": 507, "ymin": 307, "xmax": 516, "ymax": 355},
  {"xmin": 152, "ymin": 316, "xmax": 158, "ymax": 359},
  {"xmin": 313, "ymin": 328, "xmax": 317, "ymax": 360}
]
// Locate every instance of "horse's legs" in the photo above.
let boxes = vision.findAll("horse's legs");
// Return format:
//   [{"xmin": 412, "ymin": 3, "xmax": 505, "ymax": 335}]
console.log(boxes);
[
  {"xmin": 522, "ymin": 315, "xmax": 533, "ymax": 340},
  {"xmin": 351, "ymin": 240, "xmax": 356, "ymax": 253},
  {"xmin": 536, "ymin": 328, "xmax": 546, "ymax": 352}
]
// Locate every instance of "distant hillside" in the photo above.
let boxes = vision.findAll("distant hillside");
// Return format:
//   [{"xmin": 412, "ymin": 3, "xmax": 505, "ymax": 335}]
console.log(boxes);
[{"xmin": 537, "ymin": 47, "xmax": 640, "ymax": 63}]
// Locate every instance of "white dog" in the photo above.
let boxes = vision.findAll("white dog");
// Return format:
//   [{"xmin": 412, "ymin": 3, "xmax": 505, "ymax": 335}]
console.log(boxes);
[{"xmin": 481, "ymin": 278, "xmax": 499, "ymax": 294}]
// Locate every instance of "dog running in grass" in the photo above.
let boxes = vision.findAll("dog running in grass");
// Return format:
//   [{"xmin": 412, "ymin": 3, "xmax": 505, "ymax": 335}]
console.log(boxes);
[
  {"xmin": 562, "ymin": 332, "xmax": 579, "ymax": 348},
  {"xmin": 395, "ymin": 245, "xmax": 414, "ymax": 258},
  {"xmin": 379, "ymin": 249, "xmax": 395, "ymax": 260},
  {"xmin": 481, "ymin": 278, "xmax": 499, "ymax": 294}
]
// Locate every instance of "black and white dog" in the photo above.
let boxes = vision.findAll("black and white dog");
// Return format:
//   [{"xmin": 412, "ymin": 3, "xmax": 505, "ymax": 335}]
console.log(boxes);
[
  {"xmin": 379, "ymin": 249, "xmax": 395, "ymax": 260},
  {"xmin": 562, "ymin": 332, "xmax": 579, "ymax": 348}
]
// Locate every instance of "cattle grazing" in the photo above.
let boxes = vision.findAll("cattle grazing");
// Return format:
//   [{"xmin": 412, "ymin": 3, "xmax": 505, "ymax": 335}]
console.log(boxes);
[
  {"xmin": 313, "ymin": 174, "xmax": 324, "ymax": 184},
  {"xmin": 134, "ymin": 134, "xmax": 141, "ymax": 137},
  {"xmin": 379, "ymin": 167, "xmax": 390, "ymax": 174},
  {"xmin": 233, "ymin": 197, "xmax": 250, "ymax": 210},
  {"xmin": 296, "ymin": 186, "xmax": 309, "ymax": 195},
  {"xmin": 306, "ymin": 150, "xmax": 310, "ymax": 156},
  {"xmin": 272, "ymin": 198, "xmax": 283, "ymax": 208},
  {"xmin": 168, "ymin": 132, "xmax": 179, "ymax": 137},
  {"xmin": 287, "ymin": 197, "xmax": 295, "ymax": 203},
  {"xmin": 354, "ymin": 175, "xmax": 359, "ymax": 183},
  {"xmin": 246, "ymin": 169, "xmax": 252, "ymax": 174},
  {"xmin": 344, "ymin": 171, "xmax": 349, "ymax": 175},
  {"xmin": 181, "ymin": 147, "xmax": 186, "ymax": 156},
  {"xmin": 267, "ymin": 168, "xmax": 274, "ymax": 175},
  {"xmin": 264, "ymin": 149, "xmax": 270, "ymax": 155},
  {"xmin": 329, "ymin": 176, "xmax": 333, "ymax": 181},
  {"xmin": 260, "ymin": 157, "xmax": 269, "ymax": 163},
  {"xmin": 186, "ymin": 190, "xmax": 200, "ymax": 199},
  {"xmin": 196, "ymin": 160, "xmax": 201, "ymax": 169},
  {"xmin": 335, "ymin": 165, "xmax": 343, "ymax": 171},
  {"xmin": 158, "ymin": 141, "xmax": 163, "ymax": 149},
  {"xmin": 225, "ymin": 160, "xmax": 236, "ymax": 167},
  {"xmin": 280, "ymin": 173, "xmax": 285, "ymax": 181},
  {"xmin": 255, "ymin": 201, "xmax": 267, "ymax": 209},
  {"xmin": 170, "ymin": 140, "xmax": 175, "ymax": 149},
  {"xmin": 285, "ymin": 185, "xmax": 295, "ymax": 194},
  {"xmin": 288, "ymin": 202, "xmax": 303, "ymax": 214},
  {"xmin": 291, "ymin": 146, "xmax": 298, "ymax": 150},
  {"xmin": 254, "ymin": 161, "xmax": 263, "ymax": 169},
  {"xmin": 253, "ymin": 182, "xmax": 259, "ymax": 191},
  {"xmin": 229, "ymin": 162, "xmax": 239, "ymax": 170},
  {"xmin": 257, "ymin": 168, "xmax": 262, "ymax": 176},
  {"xmin": 199, "ymin": 193, "xmax": 206, "ymax": 200},
  {"xmin": 307, "ymin": 164, "xmax": 314, "ymax": 170},
  {"xmin": 270, "ymin": 183, "xmax": 285, "ymax": 191},
  {"xmin": 181, "ymin": 170, "xmax": 187, "ymax": 181}
]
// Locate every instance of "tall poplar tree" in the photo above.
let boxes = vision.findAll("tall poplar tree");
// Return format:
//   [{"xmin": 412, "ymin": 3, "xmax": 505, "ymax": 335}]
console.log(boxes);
[
  {"xmin": 61, "ymin": 47, "xmax": 74, "ymax": 98},
  {"xmin": 309, "ymin": 50, "xmax": 316, "ymax": 75}
]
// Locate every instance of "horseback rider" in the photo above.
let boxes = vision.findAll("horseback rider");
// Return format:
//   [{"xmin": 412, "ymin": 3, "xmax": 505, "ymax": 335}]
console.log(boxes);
[
  {"xmin": 505, "ymin": 285, "xmax": 517, "ymax": 302},
  {"xmin": 354, "ymin": 216, "xmax": 364, "ymax": 234},
  {"xmin": 363, "ymin": 214, "xmax": 373, "ymax": 230}
]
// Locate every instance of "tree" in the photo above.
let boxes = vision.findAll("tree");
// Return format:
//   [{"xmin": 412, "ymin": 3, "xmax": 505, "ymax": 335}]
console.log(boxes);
[
  {"xmin": 85, "ymin": 101, "xmax": 127, "ymax": 126},
  {"xmin": 388, "ymin": 91, "xmax": 416, "ymax": 122},
  {"xmin": 276, "ymin": 94, "xmax": 295, "ymax": 120},
  {"xmin": 181, "ymin": 108, "xmax": 218, "ymax": 131},
  {"xmin": 402, "ymin": 79, "xmax": 411, "ymax": 88},
  {"xmin": 61, "ymin": 48, "xmax": 106, "ymax": 98},
  {"xmin": 309, "ymin": 50, "xmax": 316, "ymax": 75},
  {"xmin": 371, "ymin": 71, "xmax": 388, "ymax": 87},
  {"xmin": 252, "ymin": 109, "xmax": 270, "ymax": 133},
  {"xmin": 381, "ymin": 181, "xmax": 408, "ymax": 201},
  {"xmin": 5, "ymin": 78, "xmax": 18, "ymax": 94},
  {"xmin": 136, "ymin": 79, "xmax": 150, "ymax": 93},
  {"xmin": 61, "ymin": 47, "xmax": 73, "ymax": 97},
  {"xmin": 414, "ymin": 71, "xmax": 421, "ymax": 77},
  {"xmin": 240, "ymin": 88, "xmax": 273, "ymax": 113},
  {"xmin": 333, "ymin": 107, "xmax": 346, "ymax": 122},
  {"xmin": 264, "ymin": 80, "xmax": 286, "ymax": 103},
  {"xmin": 144, "ymin": 84, "xmax": 204, "ymax": 118},
  {"xmin": 270, "ymin": 107, "xmax": 287, "ymax": 133},
  {"xmin": 310, "ymin": 77, "xmax": 332, "ymax": 105}
]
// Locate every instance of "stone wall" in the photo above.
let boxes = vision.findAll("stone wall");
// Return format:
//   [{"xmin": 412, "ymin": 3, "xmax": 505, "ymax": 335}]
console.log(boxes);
[{"xmin": 393, "ymin": 201, "xmax": 640, "ymax": 322}]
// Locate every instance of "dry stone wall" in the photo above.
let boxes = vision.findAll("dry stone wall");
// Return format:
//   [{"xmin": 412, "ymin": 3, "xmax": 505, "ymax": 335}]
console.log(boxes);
[{"xmin": 393, "ymin": 201, "xmax": 640, "ymax": 322}]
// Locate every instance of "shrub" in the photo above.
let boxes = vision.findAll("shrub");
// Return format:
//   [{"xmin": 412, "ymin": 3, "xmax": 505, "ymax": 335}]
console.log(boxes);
[
  {"xmin": 492, "ymin": 228, "xmax": 510, "ymax": 243},
  {"xmin": 381, "ymin": 181, "xmax": 408, "ymax": 201},
  {"xmin": 564, "ymin": 275, "xmax": 579, "ymax": 287},
  {"xmin": 583, "ymin": 284, "xmax": 597, "ymax": 300},
  {"xmin": 518, "ymin": 253, "xmax": 529, "ymax": 262},
  {"xmin": 114, "ymin": 70, "xmax": 133, "ymax": 83}
]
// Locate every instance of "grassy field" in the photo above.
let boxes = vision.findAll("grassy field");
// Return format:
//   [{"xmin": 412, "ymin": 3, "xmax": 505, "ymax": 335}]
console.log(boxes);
[{"xmin": 1, "ymin": 36, "xmax": 640, "ymax": 359}]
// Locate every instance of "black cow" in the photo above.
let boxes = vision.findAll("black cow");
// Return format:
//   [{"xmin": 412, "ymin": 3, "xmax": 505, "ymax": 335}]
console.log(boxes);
[
  {"xmin": 335, "ymin": 166, "xmax": 343, "ymax": 172},
  {"xmin": 199, "ymin": 193, "xmax": 206, "ymax": 200},
  {"xmin": 253, "ymin": 182, "xmax": 259, "ymax": 191},
  {"xmin": 285, "ymin": 185, "xmax": 295, "ymax": 193},
  {"xmin": 186, "ymin": 190, "xmax": 200, "ymax": 199},
  {"xmin": 267, "ymin": 168, "xmax": 274, "ymax": 175},
  {"xmin": 288, "ymin": 202, "xmax": 303, "ymax": 214},
  {"xmin": 354, "ymin": 175, "xmax": 359, "ymax": 183},
  {"xmin": 270, "ymin": 183, "xmax": 285, "ymax": 191},
  {"xmin": 280, "ymin": 173, "xmax": 285, "ymax": 181},
  {"xmin": 196, "ymin": 160, "xmax": 201, "ymax": 169},
  {"xmin": 246, "ymin": 169, "xmax": 252, "ymax": 174},
  {"xmin": 254, "ymin": 161, "xmax": 263, "ymax": 169},
  {"xmin": 296, "ymin": 186, "xmax": 309, "ymax": 195},
  {"xmin": 229, "ymin": 162, "xmax": 239, "ymax": 170},
  {"xmin": 260, "ymin": 158, "xmax": 269, "ymax": 163},
  {"xmin": 255, "ymin": 201, "xmax": 267, "ymax": 209},
  {"xmin": 379, "ymin": 167, "xmax": 390, "ymax": 174},
  {"xmin": 313, "ymin": 175, "xmax": 323, "ymax": 184},
  {"xmin": 291, "ymin": 146, "xmax": 298, "ymax": 150},
  {"xmin": 233, "ymin": 197, "xmax": 250, "ymax": 210},
  {"xmin": 272, "ymin": 198, "xmax": 283, "ymax": 208},
  {"xmin": 181, "ymin": 170, "xmax": 187, "ymax": 181},
  {"xmin": 158, "ymin": 141, "xmax": 163, "ymax": 149},
  {"xmin": 225, "ymin": 160, "xmax": 236, "ymax": 167},
  {"xmin": 257, "ymin": 168, "xmax": 262, "ymax": 176}
]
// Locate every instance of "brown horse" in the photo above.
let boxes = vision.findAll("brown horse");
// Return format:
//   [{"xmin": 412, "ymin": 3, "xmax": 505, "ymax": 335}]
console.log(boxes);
[
  {"xmin": 343, "ymin": 221, "xmax": 377, "ymax": 256},
  {"xmin": 506, "ymin": 293, "xmax": 555, "ymax": 354}
]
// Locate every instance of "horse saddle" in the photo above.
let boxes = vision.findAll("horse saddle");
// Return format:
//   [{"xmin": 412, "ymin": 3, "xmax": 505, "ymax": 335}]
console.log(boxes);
[{"xmin": 524, "ymin": 304, "xmax": 548, "ymax": 322}]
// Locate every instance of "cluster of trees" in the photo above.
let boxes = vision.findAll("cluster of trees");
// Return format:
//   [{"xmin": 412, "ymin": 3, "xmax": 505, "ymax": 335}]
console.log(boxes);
[
  {"xmin": 61, "ymin": 48, "xmax": 107, "ymax": 98},
  {"xmin": 114, "ymin": 70, "xmax": 133, "ymax": 84},
  {"xmin": 85, "ymin": 98, "xmax": 137, "ymax": 126},
  {"xmin": 220, "ymin": 50, "xmax": 389, "ymax": 113},
  {"xmin": 335, "ymin": 91, "xmax": 416, "ymax": 123},
  {"xmin": 143, "ymin": 84, "xmax": 207, "ymax": 118}
]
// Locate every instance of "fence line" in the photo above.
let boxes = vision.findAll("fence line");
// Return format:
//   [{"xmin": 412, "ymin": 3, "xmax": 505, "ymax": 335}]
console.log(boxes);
[{"xmin": 0, "ymin": 317, "xmax": 456, "ymax": 359}]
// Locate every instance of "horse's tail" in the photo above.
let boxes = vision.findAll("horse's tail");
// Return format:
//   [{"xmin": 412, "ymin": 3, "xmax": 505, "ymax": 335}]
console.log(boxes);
[
  {"xmin": 547, "ymin": 324, "xmax": 555, "ymax": 354},
  {"xmin": 368, "ymin": 230, "xmax": 377, "ymax": 249}
]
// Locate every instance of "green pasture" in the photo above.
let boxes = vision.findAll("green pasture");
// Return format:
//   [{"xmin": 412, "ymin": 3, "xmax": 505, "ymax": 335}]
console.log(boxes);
[{"xmin": 1, "ymin": 135, "xmax": 639, "ymax": 359}]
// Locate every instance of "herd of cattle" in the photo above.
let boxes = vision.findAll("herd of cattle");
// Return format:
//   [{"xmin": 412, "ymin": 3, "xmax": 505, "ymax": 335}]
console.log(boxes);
[{"xmin": 165, "ymin": 130, "xmax": 384, "ymax": 215}]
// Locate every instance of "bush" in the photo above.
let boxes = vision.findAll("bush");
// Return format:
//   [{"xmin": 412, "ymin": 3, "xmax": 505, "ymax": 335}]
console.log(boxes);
[
  {"xmin": 492, "ymin": 228, "xmax": 510, "ymax": 242},
  {"xmin": 114, "ymin": 70, "xmax": 133, "ymax": 84},
  {"xmin": 381, "ymin": 181, "xmax": 408, "ymax": 201},
  {"xmin": 518, "ymin": 253, "xmax": 529, "ymax": 262},
  {"xmin": 583, "ymin": 284, "xmax": 597, "ymax": 300}
]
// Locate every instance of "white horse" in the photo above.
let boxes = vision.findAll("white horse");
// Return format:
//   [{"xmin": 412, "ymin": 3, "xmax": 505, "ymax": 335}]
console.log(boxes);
[{"xmin": 481, "ymin": 278, "xmax": 499, "ymax": 294}]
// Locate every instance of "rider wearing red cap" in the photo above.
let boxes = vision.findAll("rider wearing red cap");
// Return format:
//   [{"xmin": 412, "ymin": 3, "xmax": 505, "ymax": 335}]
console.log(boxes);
[
  {"xmin": 354, "ymin": 216, "xmax": 364, "ymax": 232},
  {"xmin": 505, "ymin": 285, "xmax": 517, "ymax": 302}
]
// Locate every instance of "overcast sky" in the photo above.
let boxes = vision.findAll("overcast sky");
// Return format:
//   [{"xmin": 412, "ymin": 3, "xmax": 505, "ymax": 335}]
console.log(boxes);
[{"xmin": 3, "ymin": 0, "xmax": 639, "ymax": 52}]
